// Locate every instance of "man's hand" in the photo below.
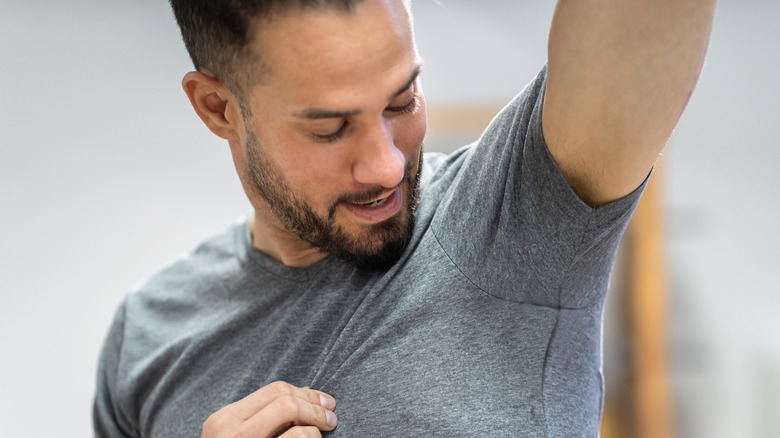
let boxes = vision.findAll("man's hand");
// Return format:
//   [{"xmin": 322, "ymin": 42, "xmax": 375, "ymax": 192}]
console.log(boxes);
[{"xmin": 201, "ymin": 381, "xmax": 338, "ymax": 437}]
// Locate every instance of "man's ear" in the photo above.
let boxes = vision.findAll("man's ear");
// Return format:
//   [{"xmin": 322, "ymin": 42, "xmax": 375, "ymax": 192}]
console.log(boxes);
[{"xmin": 181, "ymin": 72, "xmax": 243, "ymax": 142}]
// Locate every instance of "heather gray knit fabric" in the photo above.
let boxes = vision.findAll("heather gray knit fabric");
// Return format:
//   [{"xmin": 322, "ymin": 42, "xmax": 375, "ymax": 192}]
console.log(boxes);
[{"xmin": 94, "ymin": 68, "xmax": 646, "ymax": 437}]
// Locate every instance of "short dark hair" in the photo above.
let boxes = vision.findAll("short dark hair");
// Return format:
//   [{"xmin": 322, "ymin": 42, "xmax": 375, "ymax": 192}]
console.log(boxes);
[{"xmin": 168, "ymin": 0, "xmax": 362, "ymax": 98}]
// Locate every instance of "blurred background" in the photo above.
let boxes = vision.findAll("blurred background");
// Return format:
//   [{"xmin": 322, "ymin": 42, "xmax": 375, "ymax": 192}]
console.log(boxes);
[{"xmin": 1, "ymin": 1, "xmax": 778, "ymax": 436}]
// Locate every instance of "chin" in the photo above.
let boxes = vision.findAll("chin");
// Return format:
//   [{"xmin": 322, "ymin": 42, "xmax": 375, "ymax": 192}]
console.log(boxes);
[{"xmin": 326, "ymin": 210, "xmax": 415, "ymax": 272}]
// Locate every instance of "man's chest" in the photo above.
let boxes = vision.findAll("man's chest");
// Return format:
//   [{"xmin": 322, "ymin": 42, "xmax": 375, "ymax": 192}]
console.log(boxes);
[{"xmin": 141, "ymin": 237, "xmax": 561, "ymax": 437}]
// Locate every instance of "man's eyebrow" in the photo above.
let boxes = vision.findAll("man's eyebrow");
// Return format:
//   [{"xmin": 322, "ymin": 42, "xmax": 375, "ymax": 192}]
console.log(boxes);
[
  {"xmin": 292, "ymin": 62, "xmax": 424, "ymax": 120},
  {"xmin": 293, "ymin": 107, "xmax": 361, "ymax": 120}
]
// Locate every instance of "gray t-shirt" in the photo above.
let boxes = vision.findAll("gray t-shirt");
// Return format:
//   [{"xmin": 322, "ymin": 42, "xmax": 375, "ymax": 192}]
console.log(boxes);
[{"xmin": 94, "ymin": 68, "xmax": 646, "ymax": 437}]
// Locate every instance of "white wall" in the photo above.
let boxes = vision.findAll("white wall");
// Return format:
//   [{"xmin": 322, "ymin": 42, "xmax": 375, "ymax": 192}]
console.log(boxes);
[
  {"xmin": 1, "ymin": 1, "xmax": 777, "ymax": 437},
  {"xmin": 663, "ymin": 2, "xmax": 780, "ymax": 436}
]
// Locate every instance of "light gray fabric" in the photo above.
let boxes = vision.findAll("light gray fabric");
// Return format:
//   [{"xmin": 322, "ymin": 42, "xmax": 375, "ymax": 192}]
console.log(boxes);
[{"xmin": 94, "ymin": 68, "xmax": 646, "ymax": 437}]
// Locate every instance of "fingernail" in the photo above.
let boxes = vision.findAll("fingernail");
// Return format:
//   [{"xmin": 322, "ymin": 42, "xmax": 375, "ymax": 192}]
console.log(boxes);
[
  {"xmin": 325, "ymin": 410, "xmax": 338, "ymax": 428},
  {"xmin": 319, "ymin": 394, "xmax": 336, "ymax": 410}
]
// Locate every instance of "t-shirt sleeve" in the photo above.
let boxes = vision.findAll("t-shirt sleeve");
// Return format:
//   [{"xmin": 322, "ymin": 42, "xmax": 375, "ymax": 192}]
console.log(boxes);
[
  {"xmin": 93, "ymin": 301, "xmax": 136, "ymax": 438},
  {"xmin": 429, "ymin": 66, "xmax": 646, "ymax": 309}
]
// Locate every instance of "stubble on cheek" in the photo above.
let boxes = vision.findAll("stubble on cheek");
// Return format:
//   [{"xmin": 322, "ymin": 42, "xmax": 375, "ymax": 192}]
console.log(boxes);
[{"xmin": 244, "ymin": 128, "xmax": 424, "ymax": 270}]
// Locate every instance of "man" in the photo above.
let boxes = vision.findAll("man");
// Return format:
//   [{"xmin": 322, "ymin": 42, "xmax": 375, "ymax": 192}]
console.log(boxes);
[{"xmin": 94, "ymin": 0, "xmax": 715, "ymax": 436}]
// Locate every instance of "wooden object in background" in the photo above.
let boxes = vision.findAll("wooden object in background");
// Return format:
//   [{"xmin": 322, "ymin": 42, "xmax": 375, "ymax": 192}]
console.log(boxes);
[
  {"xmin": 624, "ymin": 170, "xmax": 675, "ymax": 438},
  {"xmin": 426, "ymin": 103, "xmax": 503, "ymax": 135}
]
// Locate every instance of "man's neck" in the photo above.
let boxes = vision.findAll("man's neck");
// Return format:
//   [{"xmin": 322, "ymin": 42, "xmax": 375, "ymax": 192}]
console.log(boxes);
[{"xmin": 248, "ymin": 213, "xmax": 328, "ymax": 268}]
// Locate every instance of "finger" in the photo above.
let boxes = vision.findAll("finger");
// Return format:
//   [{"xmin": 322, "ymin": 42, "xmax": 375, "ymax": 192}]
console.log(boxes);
[
  {"xmin": 299, "ymin": 386, "xmax": 335, "ymax": 409},
  {"xmin": 311, "ymin": 389, "xmax": 337, "ymax": 411},
  {"xmin": 229, "ymin": 381, "xmax": 335, "ymax": 420},
  {"xmin": 201, "ymin": 383, "xmax": 336, "ymax": 437},
  {"xmin": 278, "ymin": 425, "xmax": 322, "ymax": 438},
  {"xmin": 240, "ymin": 393, "xmax": 338, "ymax": 436}
]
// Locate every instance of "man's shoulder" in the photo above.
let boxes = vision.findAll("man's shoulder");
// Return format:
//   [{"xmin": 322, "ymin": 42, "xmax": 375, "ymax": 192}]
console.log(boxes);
[
  {"xmin": 120, "ymin": 219, "xmax": 249, "ymax": 327},
  {"xmin": 103, "ymin": 219, "xmax": 258, "ymax": 382}
]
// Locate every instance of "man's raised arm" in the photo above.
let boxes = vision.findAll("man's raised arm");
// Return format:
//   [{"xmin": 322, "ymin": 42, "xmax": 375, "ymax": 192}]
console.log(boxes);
[{"xmin": 543, "ymin": 0, "xmax": 716, "ymax": 206}]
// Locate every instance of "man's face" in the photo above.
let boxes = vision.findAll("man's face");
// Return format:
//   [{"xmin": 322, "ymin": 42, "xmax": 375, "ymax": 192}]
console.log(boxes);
[{"xmin": 235, "ymin": 0, "xmax": 427, "ymax": 270}]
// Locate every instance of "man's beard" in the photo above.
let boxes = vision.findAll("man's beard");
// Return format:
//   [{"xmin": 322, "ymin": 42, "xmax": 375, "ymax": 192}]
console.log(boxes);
[{"xmin": 244, "ymin": 127, "xmax": 423, "ymax": 271}]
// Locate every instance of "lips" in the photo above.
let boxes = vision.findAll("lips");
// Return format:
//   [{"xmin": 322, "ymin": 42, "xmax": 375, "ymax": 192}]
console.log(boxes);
[{"xmin": 343, "ymin": 188, "xmax": 402, "ymax": 223}]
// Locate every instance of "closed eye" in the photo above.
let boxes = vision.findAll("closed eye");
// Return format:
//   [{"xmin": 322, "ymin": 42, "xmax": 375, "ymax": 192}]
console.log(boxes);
[
  {"xmin": 385, "ymin": 83, "xmax": 418, "ymax": 115},
  {"xmin": 310, "ymin": 121, "xmax": 348, "ymax": 143},
  {"xmin": 309, "ymin": 77, "xmax": 420, "ymax": 143},
  {"xmin": 385, "ymin": 95, "xmax": 417, "ymax": 114}
]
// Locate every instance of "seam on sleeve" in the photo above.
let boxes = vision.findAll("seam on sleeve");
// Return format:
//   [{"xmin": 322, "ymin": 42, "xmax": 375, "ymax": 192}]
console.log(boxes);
[
  {"xmin": 430, "ymin": 226, "xmax": 567, "ymax": 309},
  {"xmin": 555, "ymin": 210, "xmax": 597, "ymax": 309}
]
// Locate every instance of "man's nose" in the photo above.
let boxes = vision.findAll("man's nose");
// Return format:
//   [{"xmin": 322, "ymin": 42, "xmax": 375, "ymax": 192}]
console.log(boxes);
[{"xmin": 352, "ymin": 120, "xmax": 406, "ymax": 188}]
